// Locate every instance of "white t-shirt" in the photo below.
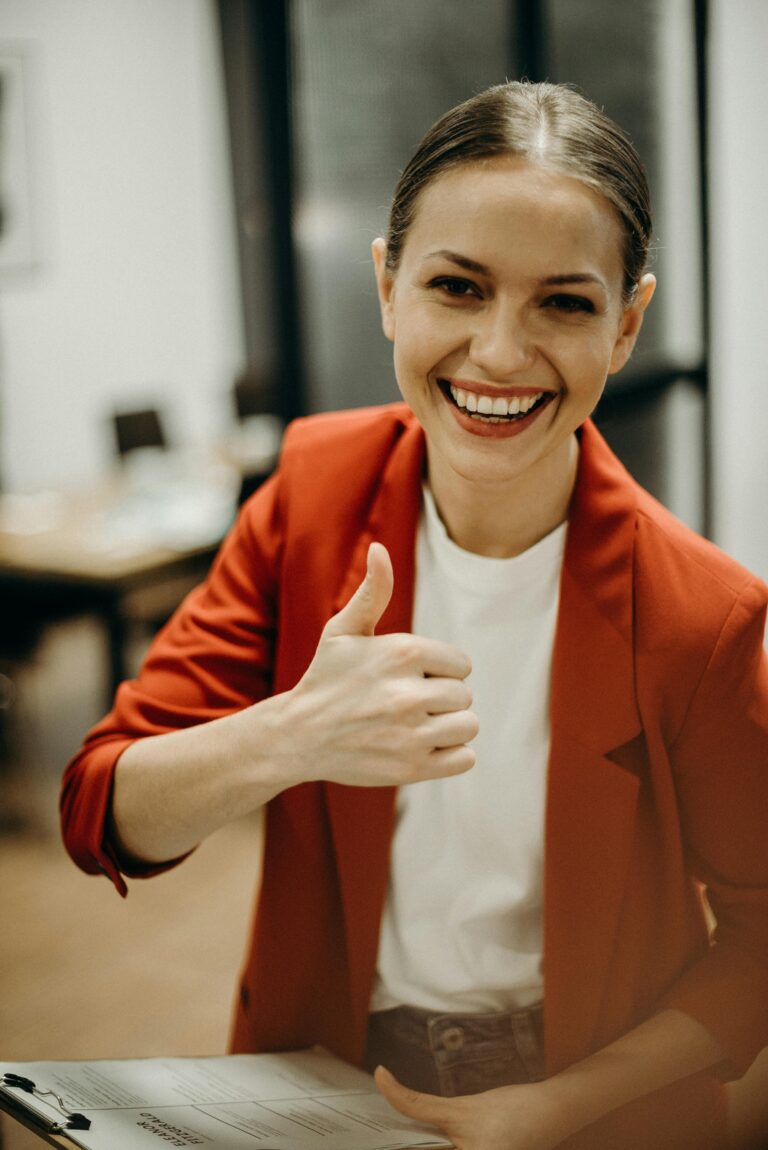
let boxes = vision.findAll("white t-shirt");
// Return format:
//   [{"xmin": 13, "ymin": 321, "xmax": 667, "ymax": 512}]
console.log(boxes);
[{"xmin": 370, "ymin": 486, "xmax": 566, "ymax": 1014}]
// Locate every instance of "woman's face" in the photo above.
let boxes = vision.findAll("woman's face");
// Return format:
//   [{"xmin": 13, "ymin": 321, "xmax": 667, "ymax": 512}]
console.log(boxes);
[{"xmin": 373, "ymin": 156, "xmax": 654, "ymax": 496}]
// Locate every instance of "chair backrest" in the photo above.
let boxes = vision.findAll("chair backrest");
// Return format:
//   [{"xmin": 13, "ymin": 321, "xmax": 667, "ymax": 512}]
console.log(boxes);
[
  {"xmin": 232, "ymin": 372, "xmax": 277, "ymax": 421},
  {"xmin": 112, "ymin": 408, "xmax": 167, "ymax": 458}
]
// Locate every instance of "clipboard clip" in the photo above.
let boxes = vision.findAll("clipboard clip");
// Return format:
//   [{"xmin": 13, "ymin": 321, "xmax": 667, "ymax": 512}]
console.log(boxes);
[{"xmin": 1, "ymin": 1073, "xmax": 91, "ymax": 1131}]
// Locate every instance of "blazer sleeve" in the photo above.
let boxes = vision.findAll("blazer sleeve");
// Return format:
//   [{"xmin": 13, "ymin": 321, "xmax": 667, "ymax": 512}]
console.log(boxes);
[
  {"xmin": 59, "ymin": 471, "xmax": 284, "ymax": 897},
  {"xmin": 658, "ymin": 577, "xmax": 768, "ymax": 1076}
]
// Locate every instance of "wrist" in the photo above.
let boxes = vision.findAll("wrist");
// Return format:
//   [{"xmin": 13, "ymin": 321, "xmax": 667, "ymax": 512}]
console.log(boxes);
[
  {"xmin": 234, "ymin": 690, "xmax": 316, "ymax": 798},
  {"xmin": 533, "ymin": 1009, "xmax": 725, "ymax": 1143},
  {"xmin": 530, "ymin": 1077, "xmax": 582, "ymax": 1145}
]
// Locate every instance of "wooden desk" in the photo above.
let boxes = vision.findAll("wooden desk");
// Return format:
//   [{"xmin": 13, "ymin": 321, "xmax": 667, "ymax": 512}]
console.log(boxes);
[{"xmin": 0, "ymin": 464, "xmax": 234, "ymax": 698}]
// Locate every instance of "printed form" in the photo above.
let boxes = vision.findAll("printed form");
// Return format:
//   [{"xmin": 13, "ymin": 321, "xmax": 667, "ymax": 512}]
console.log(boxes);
[{"xmin": 0, "ymin": 1048, "xmax": 453, "ymax": 1149}]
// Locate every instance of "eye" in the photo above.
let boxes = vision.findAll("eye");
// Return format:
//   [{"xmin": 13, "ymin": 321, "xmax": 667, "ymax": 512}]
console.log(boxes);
[
  {"xmin": 542, "ymin": 293, "xmax": 596, "ymax": 315},
  {"xmin": 429, "ymin": 276, "xmax": 482, "ymax": 299}
]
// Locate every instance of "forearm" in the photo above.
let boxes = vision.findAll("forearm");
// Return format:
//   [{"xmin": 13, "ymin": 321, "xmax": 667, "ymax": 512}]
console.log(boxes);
[
  {"xmin": 108, "ymin": 543, "xmax": 476, "ymax": 868},
  {"xmin": 378, "ymin": 1007, "xmax": 726, "ymax": 1149},
  {"xmin": 108, "ymin": 691, "xmax": 300, "ymax": 865},
  {"xmin": 540, "ymin": 1008, "xmax": 724, "ymax": 1144}
]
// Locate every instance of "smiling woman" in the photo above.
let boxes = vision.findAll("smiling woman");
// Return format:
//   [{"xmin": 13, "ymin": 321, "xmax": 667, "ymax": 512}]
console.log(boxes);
[
  {"xmin": 372, "ymin": 153, "xmax": 654, "ymax": 556},
  {"xmin": 60, "ymin": 82, "xmax": 768, "ymax": 1150}
]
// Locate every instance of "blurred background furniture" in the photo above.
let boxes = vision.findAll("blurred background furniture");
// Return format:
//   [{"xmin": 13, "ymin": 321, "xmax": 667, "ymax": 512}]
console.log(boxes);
[
  {"xmin": 230, "ymin": 370, "xmax": 284, "ymax": 504},
  {"xmin": 0, "ymin": 458, "xmax": 239, "ymax": 704},
  {"xmin": 232, "ymin": 368, "xmax": 277, "ymax": 422},
  {"xmin": 112, "ymin": 407, "xmax": 168, "ymax": 459},
  {"xmin": 0, "ymin": 615, "xmax": 42, "ymax": 834},
  {"xmin": 0, "ymin": 397, "xmax": 279, "ymax": 799},
  {"xmin": 108, "ymin": 405, "xmax": 206, "ymax": 643}
]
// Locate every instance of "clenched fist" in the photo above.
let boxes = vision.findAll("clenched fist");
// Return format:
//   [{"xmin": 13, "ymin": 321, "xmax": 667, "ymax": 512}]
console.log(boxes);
[{"xmin": 282, "ymin": 541, "xmax": 479, "ymax": 787}]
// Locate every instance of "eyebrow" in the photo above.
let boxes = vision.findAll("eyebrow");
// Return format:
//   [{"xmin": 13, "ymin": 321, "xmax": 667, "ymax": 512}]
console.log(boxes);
[
  {"xmin": 424, "ymin": 250, "xmax": 607, "ymax": 290},
  {"xmin": 541, "ymin": 272, "xmax": 607, "ymax": 289},
  {"xmin": 425, "ymin": 250, "xmax": 490, "ymax": 275}
]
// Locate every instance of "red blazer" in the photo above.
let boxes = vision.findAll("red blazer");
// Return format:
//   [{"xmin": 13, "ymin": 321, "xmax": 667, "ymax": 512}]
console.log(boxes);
[{"xmin": 61, "ymin": 405, "xmax": 768, "ymax": 1149}]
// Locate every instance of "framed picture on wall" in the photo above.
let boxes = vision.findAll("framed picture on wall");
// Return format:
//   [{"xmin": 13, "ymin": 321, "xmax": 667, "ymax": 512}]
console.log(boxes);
[{"xmin": 0, "ymin": 44, "xmax": 37, "ymax": 276}]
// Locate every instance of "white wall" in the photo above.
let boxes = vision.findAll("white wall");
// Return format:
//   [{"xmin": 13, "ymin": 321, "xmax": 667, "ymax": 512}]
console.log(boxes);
[
  {"xmin": 708, "ymin": 1, "xmax": 768, "ymax": 581},
  {"xmin": 0, "ymin": 0, "xmax": 245, "ymax": 491}
]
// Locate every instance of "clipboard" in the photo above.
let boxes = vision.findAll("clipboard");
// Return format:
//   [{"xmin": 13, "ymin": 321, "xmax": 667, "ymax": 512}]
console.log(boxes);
[
  {"xmin": 0, "ymin": 1082, "xmax": 82, "ymax": 1149},
  {"xmin": 0, "ymin": 1051, "xmax": 452, "ymax": 1150}
]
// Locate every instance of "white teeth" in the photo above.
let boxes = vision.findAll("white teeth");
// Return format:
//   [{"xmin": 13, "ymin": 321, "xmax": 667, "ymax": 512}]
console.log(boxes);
[{"xmin": 449, "ymin": 384, "xmax": 546, "ymax": 419}]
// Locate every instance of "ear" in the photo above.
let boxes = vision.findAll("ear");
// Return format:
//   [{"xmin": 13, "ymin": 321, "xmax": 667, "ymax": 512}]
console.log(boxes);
[
  {"xmin": 372, "ymin": 237, "xmax": 396, "ymax": 342},
  {"xmin": 607, "ymin": 273, "xmax": 656, "ymax": 376}
]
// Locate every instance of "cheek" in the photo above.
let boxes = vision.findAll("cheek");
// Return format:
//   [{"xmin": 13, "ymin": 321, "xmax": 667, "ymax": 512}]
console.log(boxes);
[
  {"xmin": 408, "ymin": 306, "xmax": 466, "ymax": 361},
  {"xmin": 552, "ymin": 327, "xmax": 620, "ymax": 379},
  {"xmin": 393, "ymin": 311, "xmax": 441, "ymax": 371},
  {"xmin": 393, "ymin": 341, "xmax": 431, "ymax": 399}
]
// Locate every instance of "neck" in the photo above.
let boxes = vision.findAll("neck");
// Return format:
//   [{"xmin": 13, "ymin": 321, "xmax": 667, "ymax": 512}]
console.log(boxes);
[{"xmin": 426, "ymin": 435, "xmax": 579, "ymax": 558}]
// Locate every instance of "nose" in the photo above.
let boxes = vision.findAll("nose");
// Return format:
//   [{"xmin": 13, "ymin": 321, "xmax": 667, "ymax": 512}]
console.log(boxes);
[{"xmin": 468, "ymin": 299, "xmax": 536, "ymax": 377}]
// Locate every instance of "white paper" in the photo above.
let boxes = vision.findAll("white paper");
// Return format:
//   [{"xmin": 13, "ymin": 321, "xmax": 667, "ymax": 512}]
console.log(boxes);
[{"xmin": 0, "ymin": 1049, "xmax": 453, "ymax": 1149}]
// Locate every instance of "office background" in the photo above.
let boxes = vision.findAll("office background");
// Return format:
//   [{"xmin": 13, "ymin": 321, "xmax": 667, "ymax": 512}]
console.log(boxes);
[
  {"xmin": 0, "ymin": 3, "xmax": 767, "ymax": 1148},
  {"xmin": 0, "ymin": 0, "xmax": 767, "ymax": 577}
]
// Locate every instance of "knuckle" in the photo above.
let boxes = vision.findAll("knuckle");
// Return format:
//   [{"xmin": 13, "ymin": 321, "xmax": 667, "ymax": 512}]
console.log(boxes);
[
  {"xmin": 383, "ymin": 680, "xmax": 416, "ymax": 718},
  {"xmin": 389, "ymin": 727, "xmax": 414, "ymax": 757},
  {"xmin": 388, "ymin": 633, "xmax": 420, "ymax": 667},
  {"xmin": 354, "ymin": 580, "xmax": 375, "ymax": 607},
  {"xmin": 447, "ymin": 747, "xmax": 475, "ymax": 775},
  {"xmin": 391, "ymin": 757, "xmax": 425, "ymax": 785}
]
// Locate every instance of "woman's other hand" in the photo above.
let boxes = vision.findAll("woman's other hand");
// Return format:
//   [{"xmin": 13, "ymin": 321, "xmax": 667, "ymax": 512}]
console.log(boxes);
[
  {"xmin": 375, "ymin": 1066, "xmax": 564, "ymax": 1150},
  {"xmin": 280, "ymin": 541, "xmax": 479, "ymax": 788},
  {"xmin": 375, "ymin": 1011, "xmax": 728, "ymax": 1150}
]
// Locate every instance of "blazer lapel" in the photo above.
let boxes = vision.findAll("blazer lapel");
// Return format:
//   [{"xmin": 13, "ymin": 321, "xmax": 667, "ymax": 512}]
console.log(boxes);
[
  {"xmin": 326, "ymin": 413, "xmax": 426, "ymax": 1049},
  {"xmin": 544, "ymin": 421, "xmax": 644, "ymax": 1073}
]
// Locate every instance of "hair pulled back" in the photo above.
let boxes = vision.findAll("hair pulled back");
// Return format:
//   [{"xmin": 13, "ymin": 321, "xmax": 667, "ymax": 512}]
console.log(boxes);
[{"xmin": 385, "ymin": 81, "xmax": 652, "ymax": 302}]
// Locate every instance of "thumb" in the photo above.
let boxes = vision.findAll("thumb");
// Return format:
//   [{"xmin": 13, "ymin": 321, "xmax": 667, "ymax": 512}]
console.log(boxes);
[
  {"xmin": 323, "ymin": 542, "xmax": 394, "ymax": 638},
  {"xmin": 374, "ymin": 1065, "xmax": 451, "ymax": 1129}
]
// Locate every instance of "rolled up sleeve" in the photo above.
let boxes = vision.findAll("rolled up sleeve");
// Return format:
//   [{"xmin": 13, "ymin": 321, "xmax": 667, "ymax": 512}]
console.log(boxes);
[{"xmin": 60, "ymin": 473, "xmax": 283, "ymax": 895}]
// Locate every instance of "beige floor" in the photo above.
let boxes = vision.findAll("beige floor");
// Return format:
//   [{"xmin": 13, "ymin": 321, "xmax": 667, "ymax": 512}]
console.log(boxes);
[{"xmin": 1, "ymin": 619, "xmax": 767, "ymax": 1150}]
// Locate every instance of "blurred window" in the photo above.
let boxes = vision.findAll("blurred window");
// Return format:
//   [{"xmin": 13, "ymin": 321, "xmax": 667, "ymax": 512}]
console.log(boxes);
[{"xmin": 291, "ymin": 0, "xmax": 514, "ymax": 413}]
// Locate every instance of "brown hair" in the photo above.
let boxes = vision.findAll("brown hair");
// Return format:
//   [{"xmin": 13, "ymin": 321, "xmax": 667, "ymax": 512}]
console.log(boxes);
[{"xmin": 385, "ymin": 81, "xmax": 652, "ymax": 302}]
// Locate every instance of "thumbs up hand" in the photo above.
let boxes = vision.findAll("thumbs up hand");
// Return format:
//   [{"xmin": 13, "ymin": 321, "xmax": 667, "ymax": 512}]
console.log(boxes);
[{"xmin": 279, "ymin": 542, "xmax": 478, "ymax": 789}]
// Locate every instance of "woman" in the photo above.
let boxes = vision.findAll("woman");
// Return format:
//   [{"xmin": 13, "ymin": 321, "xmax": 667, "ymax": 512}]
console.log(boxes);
[{"xmin": 61, "ymin": 82, "xmax": 768, "ymax": 1149}]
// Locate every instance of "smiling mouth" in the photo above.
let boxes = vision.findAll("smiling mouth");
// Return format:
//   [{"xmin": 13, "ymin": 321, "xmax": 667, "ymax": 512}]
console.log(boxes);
[{"xmin": 439, "ymin": 380, "xmax": 554, "ymax": 423}]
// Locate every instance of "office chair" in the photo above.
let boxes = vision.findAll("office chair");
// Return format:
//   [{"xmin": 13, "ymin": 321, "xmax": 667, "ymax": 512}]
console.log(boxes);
[
  {"xmin": 112, "ymin": 407, "xmax": 168, "ymax": 458},
  {"xmin": 109, "ymin": 406, "xmax": 203, "ymax": 651},
  {"xmin": 231, "ymin": 372, "xmax": 282, "ymax": 504},
  {"xmin": 232, "ymin": 370, "xmax": 277, "ymax": 422}
]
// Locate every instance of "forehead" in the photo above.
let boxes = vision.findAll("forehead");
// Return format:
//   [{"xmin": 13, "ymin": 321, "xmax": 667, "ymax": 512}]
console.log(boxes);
[{"xmin": 402, "ymin": 155, "xmax": 625, "ymax": 282}]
